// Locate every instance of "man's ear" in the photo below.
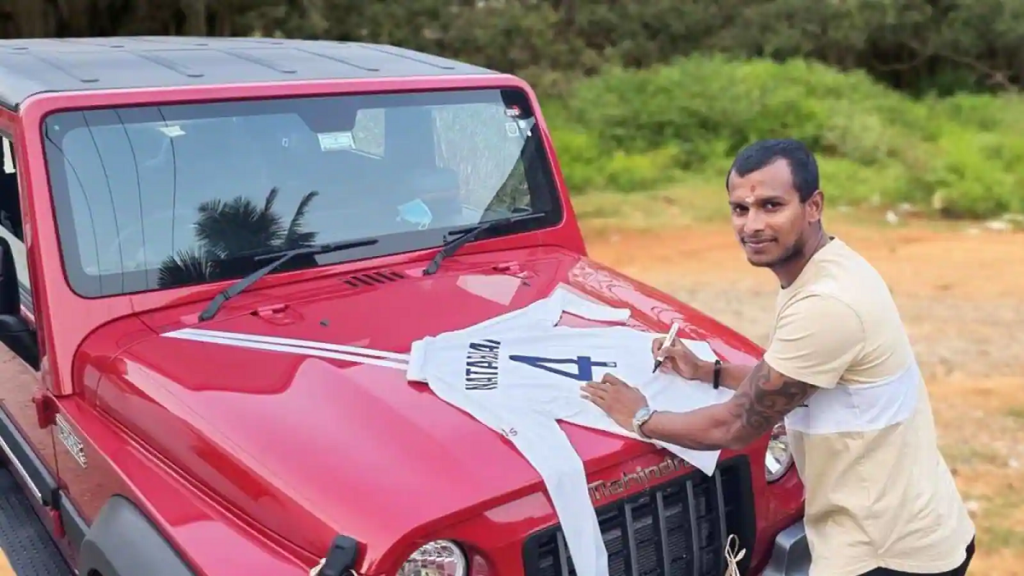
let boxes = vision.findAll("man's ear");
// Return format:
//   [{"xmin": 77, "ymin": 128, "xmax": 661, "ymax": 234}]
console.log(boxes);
[{"xmin": 806, "ymin": 189, "xmax": 824, "ymax": 224}]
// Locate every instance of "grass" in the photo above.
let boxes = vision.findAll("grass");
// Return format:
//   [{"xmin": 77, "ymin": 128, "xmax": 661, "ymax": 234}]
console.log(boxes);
[
  {"xmin": 970, "ymin": 479, "xmax": 1024, "ymax": 554},
  {"xmin": 1006, "ymin": 407, "xmax": 1024, "ymax": 422},
  {"xmin": 568, "ymin": 178, "xmax": 988, "ymax": 237},
  {"xmin": 570, "ymin": 178, "xmax": 727, "ymax": 233}
]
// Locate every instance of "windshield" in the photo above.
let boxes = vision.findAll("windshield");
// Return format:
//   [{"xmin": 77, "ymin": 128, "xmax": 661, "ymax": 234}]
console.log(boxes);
[{"xmin": 41, "ymin": 88, "xmax": 563, "ymax": 298}]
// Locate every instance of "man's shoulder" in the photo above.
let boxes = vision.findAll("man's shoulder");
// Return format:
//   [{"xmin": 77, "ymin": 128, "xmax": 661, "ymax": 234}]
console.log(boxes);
[
  {"xmin": 780, "ymin": 290, "xmax": 864, "ymax": 333},
  {"xmin": 822, "ymin": 237, "xmax": 886, "ymax": 279},
  {"xmin": 797, "ymin": 239, "xmax": 893, "ymax": 310}
]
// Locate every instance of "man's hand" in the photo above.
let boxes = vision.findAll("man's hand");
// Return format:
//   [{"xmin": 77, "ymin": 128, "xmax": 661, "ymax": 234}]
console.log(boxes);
[
  {"xmin": 651, "ymin": 335, "xmax": 707, "ymax": 380},
  {"xmin": 580, "ymin": 373, "xmax": 649, "ymax": 432}
]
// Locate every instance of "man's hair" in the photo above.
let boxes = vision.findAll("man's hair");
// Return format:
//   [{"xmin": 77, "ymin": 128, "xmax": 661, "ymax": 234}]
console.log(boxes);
[{"xmin": 726, "ymin": 138, "xmax": 819, "ymax": 202}]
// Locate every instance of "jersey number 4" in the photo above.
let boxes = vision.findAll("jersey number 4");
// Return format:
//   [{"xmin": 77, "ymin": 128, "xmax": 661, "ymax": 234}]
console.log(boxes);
[{"xmin": 508, "ymin": 355, "xmax": 617, "ymax": 382}]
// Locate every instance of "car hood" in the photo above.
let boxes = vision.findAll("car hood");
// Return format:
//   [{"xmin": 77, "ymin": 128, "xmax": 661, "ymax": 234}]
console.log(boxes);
[{"xmin": 96, "ymin": 250, "xmax": 762, "ymax": 571}]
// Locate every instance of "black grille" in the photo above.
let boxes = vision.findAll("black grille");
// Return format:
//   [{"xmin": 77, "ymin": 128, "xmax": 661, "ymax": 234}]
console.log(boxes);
[
  {"xmin": 522, "ymin": 457, "xmax": 755, "ymax": 576},
  {"xmin": 342, "ymin": 270, "xmax": 405, "ymax": 287}
]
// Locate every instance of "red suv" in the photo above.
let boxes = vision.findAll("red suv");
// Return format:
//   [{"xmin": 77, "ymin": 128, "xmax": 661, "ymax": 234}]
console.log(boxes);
[{"xmin": 0, "ymin": 36, "xmax": 808, "ymax": 576}]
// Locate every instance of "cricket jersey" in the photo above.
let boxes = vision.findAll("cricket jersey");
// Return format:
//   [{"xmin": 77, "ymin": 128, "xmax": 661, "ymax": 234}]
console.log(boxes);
[{"xmin": 406, "ymin": 286, "xmax": 734, "ymax": 576}]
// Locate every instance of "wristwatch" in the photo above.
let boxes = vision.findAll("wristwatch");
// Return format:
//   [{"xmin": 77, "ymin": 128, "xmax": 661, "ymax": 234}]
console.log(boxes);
[{"xmin": 632, "ymin": 406, "xmax": 656, "ymax": 440}]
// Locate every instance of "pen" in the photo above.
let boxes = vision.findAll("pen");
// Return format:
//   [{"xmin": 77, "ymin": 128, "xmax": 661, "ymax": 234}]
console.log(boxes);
[{"xmin": 652, "ymin": 322, "xmax": 680, "ymax": 373}]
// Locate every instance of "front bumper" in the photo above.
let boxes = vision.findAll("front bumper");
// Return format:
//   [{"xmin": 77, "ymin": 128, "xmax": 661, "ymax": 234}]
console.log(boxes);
[{"xmin": 760, "ymin": 519, "xmax": 811, "ymax": 576}]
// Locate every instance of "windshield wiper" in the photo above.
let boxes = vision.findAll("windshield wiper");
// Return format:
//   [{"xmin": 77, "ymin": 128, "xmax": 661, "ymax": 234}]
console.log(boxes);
[
  {"xmin": 198, "ymin": 238, "xmax": 380, "ymax": 321},
  {"xmin": 423, "ymin": 212, "xmax": 545, "ymax": 276}
]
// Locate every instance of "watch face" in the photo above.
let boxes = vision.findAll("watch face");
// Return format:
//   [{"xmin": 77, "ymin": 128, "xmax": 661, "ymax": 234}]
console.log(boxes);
[
  {"xmin": 634, "ymin": 407, "xmax": 651, "ymax": 424},
  {"xmin": 633, "ymin": 407, "xmax": 653, "ymax": 439}
]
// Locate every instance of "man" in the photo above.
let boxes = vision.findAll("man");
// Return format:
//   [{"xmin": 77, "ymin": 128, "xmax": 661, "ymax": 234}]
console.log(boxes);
[{"xmin": 581, "ymin": 139, "xmax": 976, "ymax": 576}]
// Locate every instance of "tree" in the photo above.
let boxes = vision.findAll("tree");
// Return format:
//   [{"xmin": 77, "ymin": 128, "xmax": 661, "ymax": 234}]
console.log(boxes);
[{"xmin": 157, "ymin": 186, "xmax": 319, "ymax": 287}]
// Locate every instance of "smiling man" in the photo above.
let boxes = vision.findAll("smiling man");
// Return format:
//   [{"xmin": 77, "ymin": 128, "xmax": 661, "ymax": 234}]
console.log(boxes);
[{"xmin": 581, "ymin": 139, "xmax": 976, "ymax": 576}]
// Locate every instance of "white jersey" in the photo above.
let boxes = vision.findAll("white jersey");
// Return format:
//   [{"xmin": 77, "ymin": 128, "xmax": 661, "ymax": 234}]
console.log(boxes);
[{"xmin": 406, "ymin": 286, "xmax": 733, "ymax": 576}]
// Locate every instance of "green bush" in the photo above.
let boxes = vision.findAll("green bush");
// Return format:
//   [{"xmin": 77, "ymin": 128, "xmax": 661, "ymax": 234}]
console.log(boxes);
[
  {"xmin": 550, "ymin": 127, "xmax": 686, "ymax": 193},
  {"xmin": 542, "ymin": 54, "xmax": 1024, "ymax": 219}
]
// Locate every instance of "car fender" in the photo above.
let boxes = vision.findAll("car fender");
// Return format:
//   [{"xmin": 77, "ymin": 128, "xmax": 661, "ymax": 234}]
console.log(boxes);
[{"xmin": 77, "ymin": 495, "xmax": 194, "ymax": 576}]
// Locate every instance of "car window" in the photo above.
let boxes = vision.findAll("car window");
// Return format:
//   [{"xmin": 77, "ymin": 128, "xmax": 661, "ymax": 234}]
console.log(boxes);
[
  {"xmin": 41, "ymin": 88, "xmax": 562, "ymax": 297},
  {"xmin": 0, "ymin": 135, "xmax": 30, "ymax": 315}
]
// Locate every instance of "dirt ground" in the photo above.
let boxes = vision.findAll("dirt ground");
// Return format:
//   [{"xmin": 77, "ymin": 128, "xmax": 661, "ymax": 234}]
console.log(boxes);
[{"xmin": 582, "ymin": 217, "xmax": 1024, "ymax": 576}]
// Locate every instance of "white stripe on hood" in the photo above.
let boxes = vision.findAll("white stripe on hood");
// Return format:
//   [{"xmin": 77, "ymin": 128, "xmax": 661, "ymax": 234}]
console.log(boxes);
[{"xmin": 164, "ymin": 328, "xmax": 410, "ymax": 370}]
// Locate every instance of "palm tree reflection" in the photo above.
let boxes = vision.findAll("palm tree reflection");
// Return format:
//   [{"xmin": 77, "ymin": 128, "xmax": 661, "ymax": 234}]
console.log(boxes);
[{"xmin": 157, "ymin": 187, "xmax": 320, "ymax": 287}]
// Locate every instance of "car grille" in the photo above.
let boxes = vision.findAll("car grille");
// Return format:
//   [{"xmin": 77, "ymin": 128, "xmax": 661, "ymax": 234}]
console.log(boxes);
[{"xmin": 521, "ymin": 457, "xmax": 755, "ymax": 576}]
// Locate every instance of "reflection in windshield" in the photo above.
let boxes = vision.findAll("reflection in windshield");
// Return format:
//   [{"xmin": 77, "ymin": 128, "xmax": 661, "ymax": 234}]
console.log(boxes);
[
  {"xmin": 42, "ymin": 88, "xmax": 563, "ymax": 298},
  {"xmin": 156, "ymin": 187, "xmax": 320, "ymax": 288}
]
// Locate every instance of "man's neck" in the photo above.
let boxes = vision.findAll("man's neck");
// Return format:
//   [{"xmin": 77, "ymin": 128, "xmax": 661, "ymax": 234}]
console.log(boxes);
[{"xmin": 774, "ymin": 229, "xmax": 830, "ymax": 289}]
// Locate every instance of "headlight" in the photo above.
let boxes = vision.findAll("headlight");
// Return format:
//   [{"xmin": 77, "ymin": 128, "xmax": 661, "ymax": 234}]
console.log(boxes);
[
  {"xmin": 397, "ymin": 540, "xmax": 467, "ymax": 576},
  {"xmin": 765, "ymin": 421, "xmax": 794, "ymax": 482}
]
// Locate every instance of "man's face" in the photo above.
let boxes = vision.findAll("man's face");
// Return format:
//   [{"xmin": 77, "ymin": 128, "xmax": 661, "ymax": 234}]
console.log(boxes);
[{"xmin": 726, "ymin": 159, "xmax": 822, "ymax": 268}]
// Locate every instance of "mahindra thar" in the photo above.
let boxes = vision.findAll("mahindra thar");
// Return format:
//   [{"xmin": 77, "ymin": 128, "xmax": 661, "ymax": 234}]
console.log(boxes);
[{"xmin": 0, "ymin": 36, "xmax": 809, "ymax": 576}]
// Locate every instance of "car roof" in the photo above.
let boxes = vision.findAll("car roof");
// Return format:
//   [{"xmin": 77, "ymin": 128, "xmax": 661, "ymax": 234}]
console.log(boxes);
[{"xmin": 0, "ymin": 36, "xmax": 499, "ymax": 110}]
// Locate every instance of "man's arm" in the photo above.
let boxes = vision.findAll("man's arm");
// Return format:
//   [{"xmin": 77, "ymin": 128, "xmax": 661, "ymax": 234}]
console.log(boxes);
[
  {"xmin": 694, "ymin": 359, "xmax": 753, "ymax": 391},
  {"xmin": 649, "ymin": 293, "xmax": 861, "ymax": 448},
  {"xmin": 641, "ymin": 359, "xmax": 817, "ymax": 451},
  {"xmin": 582, "ymin": 294, "xmax": 860, "ymax": 451}
]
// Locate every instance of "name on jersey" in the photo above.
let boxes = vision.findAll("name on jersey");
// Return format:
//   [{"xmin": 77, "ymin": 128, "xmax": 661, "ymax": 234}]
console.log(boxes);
[{"xmin": 465, "ymin": 338, "xmax": 502, "ymax": 391}]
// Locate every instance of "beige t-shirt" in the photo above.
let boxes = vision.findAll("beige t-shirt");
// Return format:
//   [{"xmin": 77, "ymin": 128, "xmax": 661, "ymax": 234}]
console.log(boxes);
[{"xmin": 763, "ymin": 237, "xmax": 975, "ymax": 576}]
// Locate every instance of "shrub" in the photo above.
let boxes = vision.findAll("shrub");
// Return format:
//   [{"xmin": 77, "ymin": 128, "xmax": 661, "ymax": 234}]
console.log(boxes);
[{"xmin": 543, "ymin": 55, "xmax": 1024, "ymax": 219}]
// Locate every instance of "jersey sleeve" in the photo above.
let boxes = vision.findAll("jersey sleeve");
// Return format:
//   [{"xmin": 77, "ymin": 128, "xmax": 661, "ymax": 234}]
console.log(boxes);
[
  {"xmin": 762, "ymin": 293, "xmax": 865, "ymax": 389},
  {"xmin": 497, "ymin": 402, "xmax": 611, "ymax": 576},
  {"xmin": 550, "ymin": 286, "xmax": 632, "ymax": 324}
]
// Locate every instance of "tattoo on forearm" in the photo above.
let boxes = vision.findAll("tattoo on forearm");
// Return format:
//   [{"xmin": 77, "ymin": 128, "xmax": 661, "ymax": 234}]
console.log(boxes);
[{"xmin": 729, "ymin": 361, "xmax": 815, "ymax": 439}]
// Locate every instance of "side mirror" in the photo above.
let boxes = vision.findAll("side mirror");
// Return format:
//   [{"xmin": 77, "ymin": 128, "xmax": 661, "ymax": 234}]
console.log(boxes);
[{"xmin": 0, "ymin": 235, "xmax": 38, "ymax": 369}]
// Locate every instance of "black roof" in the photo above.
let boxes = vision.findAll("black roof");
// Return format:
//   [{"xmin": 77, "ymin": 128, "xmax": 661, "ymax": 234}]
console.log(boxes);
[{"xmin": 0, "ymin": 36, "xmax": 499, "ymax": 110}]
